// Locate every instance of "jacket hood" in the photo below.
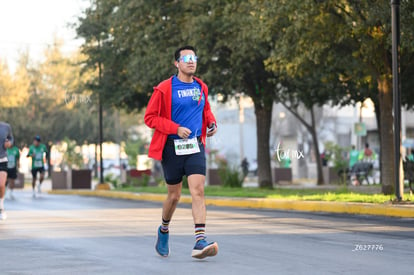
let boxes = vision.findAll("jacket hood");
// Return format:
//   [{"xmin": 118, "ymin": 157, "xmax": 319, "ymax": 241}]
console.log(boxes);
[{"xmin": 155, "ymin": 75, "xmax": 207, "ymax": 94}]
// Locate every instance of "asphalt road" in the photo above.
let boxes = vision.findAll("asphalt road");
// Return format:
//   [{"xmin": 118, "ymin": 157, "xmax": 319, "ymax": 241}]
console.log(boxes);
[{"xmin": 1, "ymin": 190, "xmax": 413, "ymax": 275}]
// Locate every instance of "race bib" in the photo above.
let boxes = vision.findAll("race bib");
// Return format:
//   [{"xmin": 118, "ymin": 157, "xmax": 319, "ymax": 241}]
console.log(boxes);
[
  {"xmin": 34, "ymin": 160, "xmax": 43, "ymax": 168},
  {"xmin": 7, "ymin": 155, "xmax": 15, "ymax": 168},
  {"xmin": 174, "ymin": 137, "xmax": 200, "ymax": 156}
]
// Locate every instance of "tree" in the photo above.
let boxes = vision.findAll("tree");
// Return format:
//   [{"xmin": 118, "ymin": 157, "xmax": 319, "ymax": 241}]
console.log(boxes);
[
  {"xmin": 77, "ymin": 0, "xmax": 281, "ymax": 188},
  {"xmin": 259, "ymin": 1, "xmax": 375, "ymax": 185},
  {"xmin": 76, "ymin": 0, "xmax": 168, "ymax": 112},
  {"xmin": 0, "ymin": 39, "xmax": 121, "ymax": 147},
  {"xmin": 187, "ymin": 0, "xmax": 280, "ymax": 188},
  {"xmin": 0, "ymin": 58, "xmax": 31, "ymax": 109},
  {"xmin": 76, "ymin": 0, "xmax": 414, "ymax": 191},
  {"xmin": 76, "ymin": 0, "xmax": 318, "ymax": 188},
  {"xmin": 264, "ymin": 0, "xmax": 414, "ymax": 194}
]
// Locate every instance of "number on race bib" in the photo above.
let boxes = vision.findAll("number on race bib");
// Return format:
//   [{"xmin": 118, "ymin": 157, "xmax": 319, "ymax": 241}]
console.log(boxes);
[{"xmin": 174, "ymin": 137, "xmax": 201, "ymax": 155}]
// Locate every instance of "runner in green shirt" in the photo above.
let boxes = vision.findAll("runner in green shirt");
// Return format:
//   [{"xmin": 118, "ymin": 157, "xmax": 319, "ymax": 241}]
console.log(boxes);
[
  {"xmin": 407, "ymin": 148, "xmax": 414, "ymax": 162},
  {"xmin": 27, "ymin": 136, "xmax": 48, "ymax": 197},
  {"xmin": 6, "ymin": 145, "xmax": 20, "ymax": 200},
  {"xmin": 349, "ymin": 145, "xmax": 360, "ymax": 169}
]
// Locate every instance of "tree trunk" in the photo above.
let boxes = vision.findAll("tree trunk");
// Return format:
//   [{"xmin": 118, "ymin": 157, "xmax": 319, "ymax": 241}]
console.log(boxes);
[
  {"xmin": 47, "ymin": 143, "xmax": 53, "ymax": 178},
  {"xmin": 310, "ymin": 107, "xmax": 324, "ymax": 185},
  {"xmin": 378, "ymin": 76, "xmax": 395, "ymax": 195},
  {"xmin": 373, "ymin": 97, "xmax": 382, "ymax": 188},
  {"xmin": 280, "ymin": 102, "xmax": 324, "ymax": 185},
  {"xmin": 254, "ymin": 100, "xmax": 273, "ymax": 188},
  {"xmin": 94, "ymin": 143, "xmax": 98, "ymax": 178}
]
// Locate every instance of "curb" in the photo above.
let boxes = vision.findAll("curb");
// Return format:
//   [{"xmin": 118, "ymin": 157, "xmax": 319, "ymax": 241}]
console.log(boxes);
[{"xmin": 48, "ymin": 190, "xmax": 414, "ymax": 218}]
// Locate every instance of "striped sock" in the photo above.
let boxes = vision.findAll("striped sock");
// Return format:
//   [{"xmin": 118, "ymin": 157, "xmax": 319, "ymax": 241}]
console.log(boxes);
[
  {"xmin": 195, "ymin": 224, "xmax": 206, "ymax": 242},
  {"xmin": 160, "ymin": 218, "xmax": 170, "ymax": 233}
]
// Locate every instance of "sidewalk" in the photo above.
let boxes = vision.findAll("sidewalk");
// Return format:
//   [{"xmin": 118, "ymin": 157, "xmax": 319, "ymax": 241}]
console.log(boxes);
[
  {"xmin": 20, "ymin": 177, "xmax": 101, "ymax": 191},
  {"xmin": 24, "ymin": 177, "xmax": 413, "ymax": 218},
  {"xmin": 48, "ymin": 188, "xmax": 414, "ymax": 218}
]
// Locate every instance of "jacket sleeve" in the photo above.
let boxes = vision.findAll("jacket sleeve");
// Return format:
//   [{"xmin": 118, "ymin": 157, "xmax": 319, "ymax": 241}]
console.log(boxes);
[
  {"xmin": 202, "ymin": 84, "xmax": 217, "ymax": 127},
  {"xmin": 144, "ymin": 89, "xmax": 180, "ymax": 135},
  {"xmin": 204, "ymin": 97, "xmax": 216, "ymax": 126}
]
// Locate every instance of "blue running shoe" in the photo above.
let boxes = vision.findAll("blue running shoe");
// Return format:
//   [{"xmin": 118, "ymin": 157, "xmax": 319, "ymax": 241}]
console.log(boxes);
[
  {"xmin": 155, "ymin": 226, "xmax": 169, "ymax": 257},
  {"xmin": 191, "ymin": 239, "xmax": 218, "ymax": 259}
]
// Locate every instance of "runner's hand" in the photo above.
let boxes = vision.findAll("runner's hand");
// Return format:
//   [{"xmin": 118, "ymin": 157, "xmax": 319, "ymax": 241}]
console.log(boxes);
[
  {"xmin": 207, "ymin": 123, "xmax": 217, "ymax": 137},
  {"xmin": 177, "ymin": 127, "xmax": 192, "ymax": 139}
]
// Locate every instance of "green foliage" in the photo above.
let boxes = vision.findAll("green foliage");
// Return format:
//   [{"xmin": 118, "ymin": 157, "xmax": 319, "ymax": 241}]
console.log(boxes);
[
  {"xmin": 72, "ymin": 0, "xmax": 414, "ymax": 193},
  {"xmin": 0, "ymin": 40, "xmax": 122, "ymax": 146},
  {"xmin": 76, "ymin": 0, "xmax": 183, "ymax": 111},
  {"xmin": 324, "ymin": 142, "xmax": 349, "ymax": 185},
  {"xmin": 218, "ymin": 162, "xmax": 243, "ymax": 188},
  {"xmin": 128, "ymin": 174, "xmax": 150, "ymax": 187},
  {"xmin": 75, "ymin": 0, "xmax": 282, "ymax": 188},
  {"xmin": 182, "ymin": 176, "xmax": 189, "ymax": 189},
  {"xmin": 115, "ymin": 185, "xmax": 397, "ymax": 204},
  {"xmin": 260, "ymin": 0, "xmax": 414, "ymax": 193},
  {"xmin": 104, "ymin": 173, "xmax": 120, "ymax": 188},
  {"xmin": 123, "ymin": 137, "xmax": 147, "ymax": 168},
  {"xmin": 56, "ymin": 137, "xmax": 84, "ymax": 169}
]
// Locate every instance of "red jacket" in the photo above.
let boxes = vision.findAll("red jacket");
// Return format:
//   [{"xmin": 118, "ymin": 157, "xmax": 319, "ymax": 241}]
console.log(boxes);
[{"xmin": 144, "ymin": 76, "xmax": 217, "ymax": 160}]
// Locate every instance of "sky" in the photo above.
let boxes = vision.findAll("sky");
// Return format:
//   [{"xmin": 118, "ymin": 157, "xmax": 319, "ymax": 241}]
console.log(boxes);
[{"xmin": 0, "ymin": 0, "xmax": 90, "ymax": 72}]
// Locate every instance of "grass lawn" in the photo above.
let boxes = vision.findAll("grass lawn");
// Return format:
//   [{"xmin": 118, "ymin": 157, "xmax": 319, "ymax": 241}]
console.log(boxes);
[{"xmin": 115, "ymin": 185, "xmax": 412, "ymax": 204}]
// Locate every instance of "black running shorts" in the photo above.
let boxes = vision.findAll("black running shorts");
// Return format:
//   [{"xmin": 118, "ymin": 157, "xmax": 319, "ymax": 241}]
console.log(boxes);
[
  {"xmin": 0, "ymin": 162, "xmax": 7, "ymax": 172},
  {"xmin": 31, "ymin": 167, "xmax": 45, "ymax": 178},
  {"xmin": 161, "ymin": 138, "xmax": 206, "ymax": 185},
  {"xmin": 7, "ymin": 167, "xmax": 17, "ymax": 179}
]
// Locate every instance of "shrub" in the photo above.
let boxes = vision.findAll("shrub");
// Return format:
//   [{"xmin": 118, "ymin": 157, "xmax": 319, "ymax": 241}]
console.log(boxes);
[
  {"xmin": 182, "ymin": 176, "xmax": 188, "ymax": 189},
  {"xmin": 324, "ymin": 141, "xmax": 349, "ymax": 185},
  {"xmin": 104, "ymin": 173, "xmax": 120, "ymax": 188},
  {"xmin": 130, "ymin": 174, "xmax": 150, "ymax": 187},
  {"xmin": 218, "ymin": 163, "xmax": 243, "ymax": 188}
]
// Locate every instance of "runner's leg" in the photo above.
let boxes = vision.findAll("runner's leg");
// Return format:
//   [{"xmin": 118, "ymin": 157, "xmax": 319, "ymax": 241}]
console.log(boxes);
[
  {"xmin": 31, "ymin": 169, "xmax": 37, "ymax": 197},
  {"xmin": 38, "ymin": 170, "xmax": 45, "ymax": 193},
  {"xmin": 0, "ymin": 170, "xmax": 7, "ymax": 219}
]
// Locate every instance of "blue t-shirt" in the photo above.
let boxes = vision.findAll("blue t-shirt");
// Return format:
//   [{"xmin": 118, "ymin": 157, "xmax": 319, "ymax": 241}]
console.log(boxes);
[{"xmin": 169, "ymin": 76, "xmax": 205, "ymax": 139}]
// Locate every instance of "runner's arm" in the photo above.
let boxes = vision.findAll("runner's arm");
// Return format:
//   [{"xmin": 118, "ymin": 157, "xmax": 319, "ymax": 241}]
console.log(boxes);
[
  {"xmin": 144, "ymin": 89, "xmax": 180, "ymax": 135},
  {"xmin": 27, "ymin": 146, "xmax": 33, "ymax": 158},
  {"xmin": 4, "ymin": 124, "xmax": 13, "ymax": 148},
  {"xmin": 204, "ymin": 96, "xmax": 217, "ymax": 129}
]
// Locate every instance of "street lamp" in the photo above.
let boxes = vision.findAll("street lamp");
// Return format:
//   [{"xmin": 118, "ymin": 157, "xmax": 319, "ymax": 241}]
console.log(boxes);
[
  {"xmin": 235, "ymin": 93, "xmax": 245, "ymax": 162},
  {"xmin": 391, "ymin": 0, "xmax": 402, "ymax": 201}
]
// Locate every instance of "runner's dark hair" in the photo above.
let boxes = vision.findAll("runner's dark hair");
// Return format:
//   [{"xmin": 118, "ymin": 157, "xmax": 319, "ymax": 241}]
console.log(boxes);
[{"xmin": 175, "ymin": 45, "xmax": 197, "ymax": 61}]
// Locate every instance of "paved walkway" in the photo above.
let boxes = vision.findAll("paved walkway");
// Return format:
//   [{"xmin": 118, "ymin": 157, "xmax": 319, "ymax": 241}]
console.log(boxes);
[
  {"xmin": 18, "ymin": 176, "xmax": 412, "ymax": 218},
  {"xmin": 48, "ymin": 189, "xmax": 414, "ymax": 218},
  {"xmin": 4, "ymin": 193, "xmax": 413, "ymax": 275}
]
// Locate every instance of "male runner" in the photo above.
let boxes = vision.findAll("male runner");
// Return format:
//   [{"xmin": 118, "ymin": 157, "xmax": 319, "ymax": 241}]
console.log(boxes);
[
  {"xmin": 6, "ymin": 144, "xmax": 20, "ymax": 200},
  {"xmin": 27, "ymin": 136, "xmax": 47, "ymax": 197},
  {"xmin": 0, "ymin": 121, "xmax": 13, "ymax": 220},
  {"xmin": 145, "ymin": 45, "xmax": 218, "ymax": 259}
]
